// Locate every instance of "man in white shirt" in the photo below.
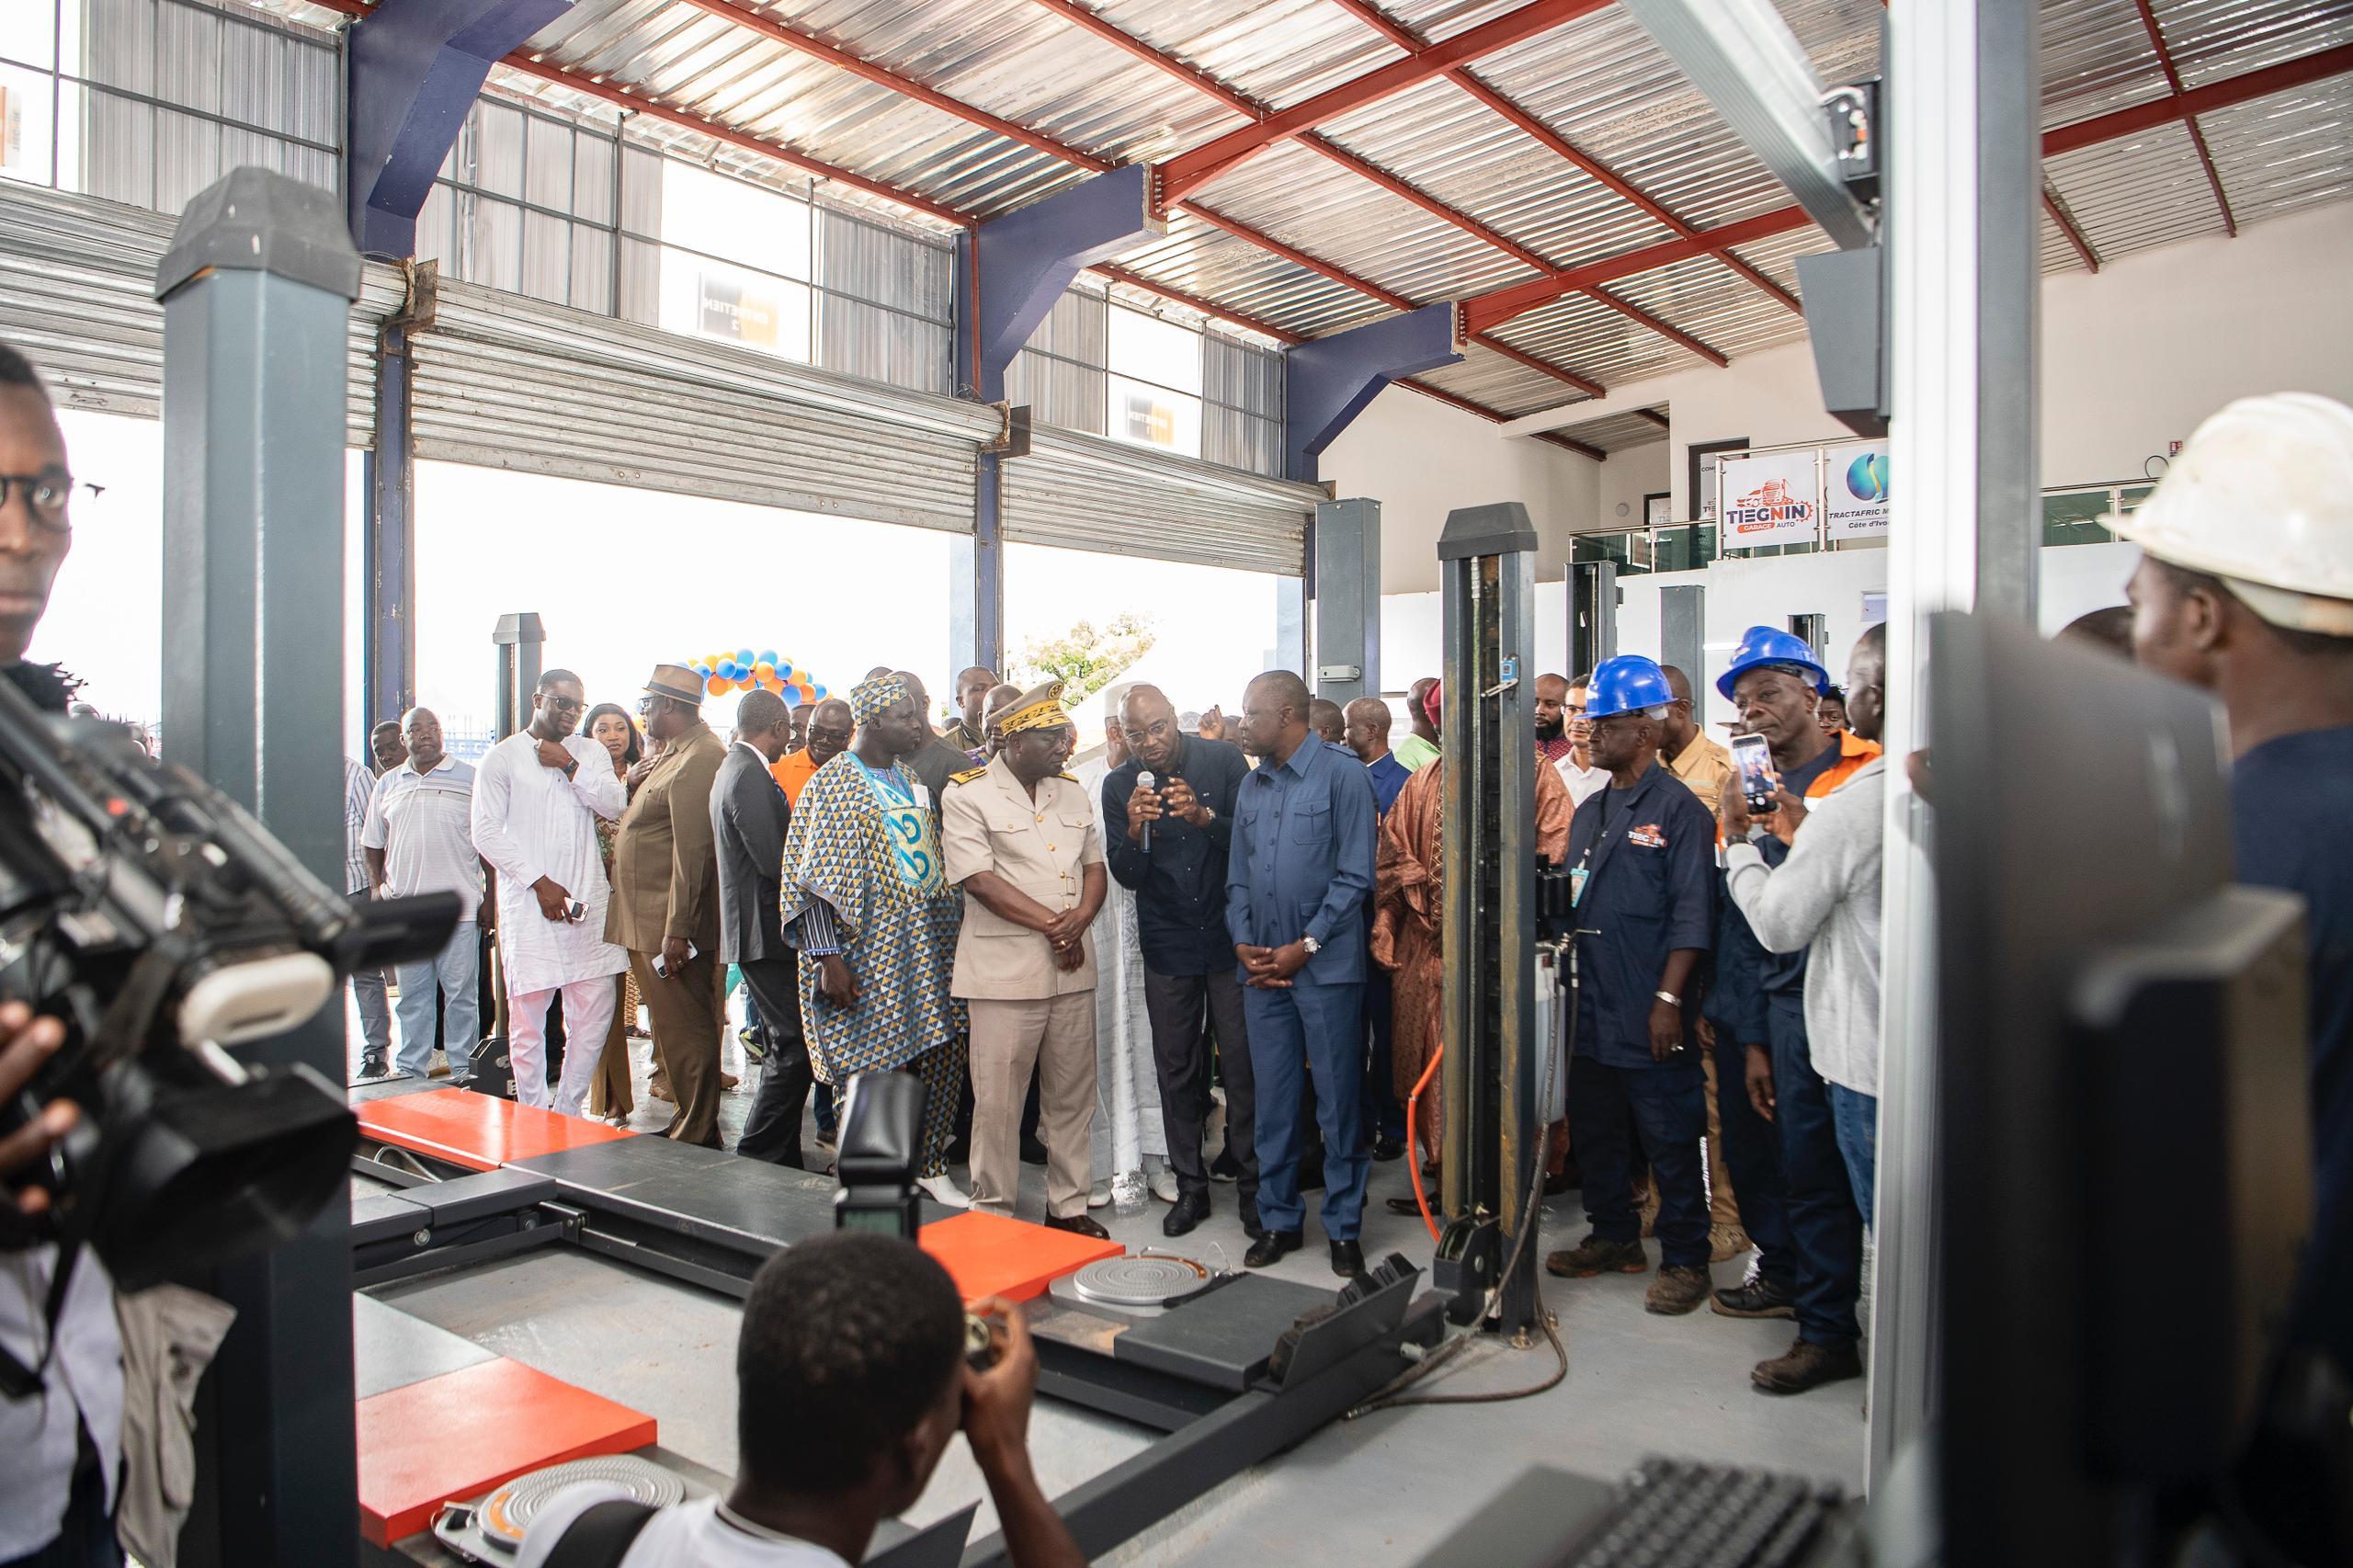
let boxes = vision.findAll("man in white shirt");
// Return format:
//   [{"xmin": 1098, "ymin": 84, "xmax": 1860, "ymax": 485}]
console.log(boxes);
[
  {"xmin": 1552, "ymin": 673, "xmax": 1608, "ymax": 808},
  {"xmin": 516, "ymin": 1233, "xmax": 1084, "ymax": 1568},
  {"xmin": 472, "ymin": 669, "xmax": 629, "ymax": 1116},
  {"xmin": 364, "ymin": 707, "xmax": 486, "ymax": 1081}
]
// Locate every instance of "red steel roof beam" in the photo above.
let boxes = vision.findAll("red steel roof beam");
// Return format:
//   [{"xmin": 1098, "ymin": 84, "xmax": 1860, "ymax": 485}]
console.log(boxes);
[
  {"xmin": 675, "ymin": 0, "xmax": 1113, "ymax": 174},
  {"xmin": 1468, "ymin": 332, "xmax": 1605, "ymax": 397},
  {"xmin": 1468, "ymin": 43, "xmax": 2353, "ymax": 335},
  {"xmin": 2127, "ymin": 0, "xmax": 2238, "ymax": 235},
  {"xmin": 1534, "ymin": 430, "xmax": 1609, "ymax": 462},
  {"xmin": 2041, "ymin": 188, "xmax": 2100, "ymax": 272},
  {"xmin": 1324, "ymin": 0, "xmax": 1800, "ymax": 315},
  {"xmin": 1022, "ymin": 0, "xmax": 1267, "ymax": 119},
  {"xmin": 1586, "ymin": 285, "xmax": 1729, "ymax": 367},
  {"xmin": 1155, "ymin": 0, "xmax": 1614, "ymax": 202},
  {"xmin": 1292, "ymin": 133, "xmax": 1558, "ymax": 275},
  {"xmin": 1396, "ymin": 378, "xmax": 1599, "ymax": 453},
  {"xmin": 1633, "ymin": 407, "xmax": 1672, "ymax": 429},
  {"xmin": 502, "ymin": 54, "xmax": 973, "ymax": 227},
  {"xmin": 1089, "ymin": 264, "xmax": 1305, "ymax": 345}
]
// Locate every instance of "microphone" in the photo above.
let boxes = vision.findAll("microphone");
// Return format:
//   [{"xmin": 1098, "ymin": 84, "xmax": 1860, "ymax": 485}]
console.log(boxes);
[{"xmin": 1135, "ymin": 769, "xmax": 1155, "ymax": 853}]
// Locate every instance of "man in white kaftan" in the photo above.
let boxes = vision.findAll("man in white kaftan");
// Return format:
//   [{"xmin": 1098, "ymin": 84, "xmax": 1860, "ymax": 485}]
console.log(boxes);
[
  {"xmin": 1073, "ymin": 683, "xmax": 1167, "ymax": 1205},
  {"xmin": 472, "ymin": 668, "xmax": 629, "ymax": 1116}
]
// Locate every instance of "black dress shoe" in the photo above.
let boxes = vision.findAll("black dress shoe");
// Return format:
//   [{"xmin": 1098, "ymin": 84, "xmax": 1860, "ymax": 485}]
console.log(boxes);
[
  {"xmin": 1045, "ymin": 1211, "xmax": 1109, "ymax": 1240},
  {"xmin": 1370, "ymin": 1135, "xmax": 1406, "ymax": 1163},
  {"xmin": 1020, "ymin": 1134, "xmax": 1050, "ymax": 1165},
  {"xmin": 1240, "ymin": 1196, "xmax": 1265, "ymax": 1238},
  {"xmin": 357, "ymin": 1055, "xmax": 388, "ymax": 1080},
  {"xmin": 1162, "ymin": 1189, "xmax": 1210, "ymax": 1237},
  {"xmin": 1384, "ymin": 1190, "xmax": 1436, "ymax": 1217},
  {"xmin": 1244, "ymin": 1230, "xmax": 1302, "ymax": 1268},
  {"xmin": 1329, "ymin": 1240, "xmax": 1366, "ymax": 1279}
]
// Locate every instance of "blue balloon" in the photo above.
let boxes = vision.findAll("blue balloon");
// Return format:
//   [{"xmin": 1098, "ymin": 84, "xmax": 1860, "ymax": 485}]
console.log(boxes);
[
  {"xmin": 757, "ymin": 649, "xmax": 779, "ymax": 668},
  {"xmin": 735, "ymin": 648, "xmax": 756, "ymax": 667},
  {"xmin": 810, "ymin": 682, "xmax": 827, "ymax": 699},
  {"xmin": 776, "ymin": 661, "xmax": 794, "ymax": 681},
  {"xmin": 779, "ymin": 687, "xmax": 801, "ymax": 710},
  {"xmin": 722, "ymin": 661, "xmax": 744, "ymax": 682}
]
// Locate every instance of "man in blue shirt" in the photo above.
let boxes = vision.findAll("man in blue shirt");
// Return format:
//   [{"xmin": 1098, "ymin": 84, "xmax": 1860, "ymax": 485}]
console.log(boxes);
[
  {"xmin": 1546, "ymin": 656, "xmax": 1719, "ymax": 1317},
  {"xmin": 1228, "ymin": 671, "xmax": 1381, "ymax": 1278},
  {"xmin": 2118, "ymin": 391, "xmax": 2353, "ymax": 1387},
  {"xmin": 1106, "ymin": 684, "xmax": 1259, "ymax": 1239},
  {"xmin": 1346, "ymin": 697, "xmax": 1412, "ymax": 1161}
]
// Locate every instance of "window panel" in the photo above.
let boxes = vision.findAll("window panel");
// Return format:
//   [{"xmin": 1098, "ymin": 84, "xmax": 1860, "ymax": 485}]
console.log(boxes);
[
  {"xmin": 1108, "ymin": 373, "xmax": 1200, "ymax": 458},
  {"xmin": 658, "ymin": 158, "xmax": 812, "ymax": 279},
  {"xmin": 1108, "ymin": 305, "xmax": 1201, "ymax": 396},
  {"xmin": 657, "ymin": 246, "xmax": 811, "ymax": 362},
  {"xmin": 524, "ymin": 112, "xmax": 572, "ymax": 210},
  {"xmin": 0, "ymin": 62, "xmax": 59, "ymax": 186}
]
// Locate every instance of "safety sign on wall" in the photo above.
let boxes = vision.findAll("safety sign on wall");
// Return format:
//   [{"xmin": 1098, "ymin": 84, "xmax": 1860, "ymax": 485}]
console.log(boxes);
[
  {"xmin": 1718, "ymin": 450, "xmax": 1821, "ymax": 548},
  {"xmin": 1825, "ymin": 443, "xmax": 1891, "ymax": 540}
]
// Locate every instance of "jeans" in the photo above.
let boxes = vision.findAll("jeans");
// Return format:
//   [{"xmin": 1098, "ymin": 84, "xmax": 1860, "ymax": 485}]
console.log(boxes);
[
  {"xmin": 1566, "ymin": 1047, "xmax": 1711, "ymax": 1269},
  {"xmin": 394, "ymin": 919, "xmax": 479, "ymax": 1079},
  {"xmin": 1768, "ymin": 995, "xmax": 1864, "ymax": 1348},
  {"xmin": 351, "ymin": 966, "xmax": 392, "ymax": 1065},
  {"xmin": 1713, "ymin": 1028, "xmax": 1793, "ymax": 1288},
  {"xmin": 1826, "ymin": 1083, "xmax": 1878, "ymax": 1230},
  {"xmin": 1245, "ymin": 982, "xmax": 1366, "ymax": 1240}
]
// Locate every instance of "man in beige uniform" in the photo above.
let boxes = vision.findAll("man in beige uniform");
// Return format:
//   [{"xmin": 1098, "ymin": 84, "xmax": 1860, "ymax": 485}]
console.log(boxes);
[
  {"xmin": 941, "ymin": 681, "xmax": 1110, "ymax": 1236},
  {"xmin": 607, "ymin": 663, "xmax": 730, "ymax": 1146}
]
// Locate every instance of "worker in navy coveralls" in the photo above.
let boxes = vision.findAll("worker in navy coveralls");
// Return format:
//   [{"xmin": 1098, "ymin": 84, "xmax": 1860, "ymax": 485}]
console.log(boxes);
[
  {"xmin": 1226, "ymin": 669, "xmax": 1381, "ymax": 1280},
  {"xmin": 1545, "ymin": 655, "xmax": 1721, "ymax": 1318}
]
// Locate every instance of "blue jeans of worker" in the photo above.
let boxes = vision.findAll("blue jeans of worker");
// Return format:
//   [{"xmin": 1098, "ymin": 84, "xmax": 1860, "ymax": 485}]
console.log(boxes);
[
  {"xmin": 1567, "ymin": 1050, "xmax": 1711, "ymax": 1269},
  {"xmin": 1768, "ymin": 996, "xmax": 1863, "ymax": 1346},
  {"xmin": 1360, "ymin": 969, "xmax": 1404, "ymax": 1143},
  {"xmin": 351, "ymin": 966, "xmax": 392, "ymax": 1065},
  {"xmin": 394, "ymin": 919, "xmax": 479, "ymax": 1079},
  {"xmin": 1713, "ymin": 1028, "xmax": 1793, "ymax": 1289},
  {"xmin": 1826, "ymin": 1083, "xmax": 1878, "ymax": 1231},
  {"xmin": 1247, "ymin": 983, "xmax": 1368, "ymax": 1241}
]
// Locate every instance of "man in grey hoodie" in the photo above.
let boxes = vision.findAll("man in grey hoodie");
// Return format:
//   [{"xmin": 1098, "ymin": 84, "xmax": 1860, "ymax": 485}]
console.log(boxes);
[{"xmin": 1722, "ymin": 622, "xmax": 1886, "ymax": 1231}]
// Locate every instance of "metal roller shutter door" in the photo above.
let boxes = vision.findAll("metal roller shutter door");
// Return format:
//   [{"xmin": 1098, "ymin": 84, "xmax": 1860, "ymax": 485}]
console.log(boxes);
[
  {"xmin": 0, "ymin": 183, "xmax": 399, "ymax": 445},
  {"xmin": 1001, "ymin": 426, "xmax": 1318, "ymax": 575},
  {"xmin": 409, "ymin": 281, "xmax": 992, "ymax": 536}
]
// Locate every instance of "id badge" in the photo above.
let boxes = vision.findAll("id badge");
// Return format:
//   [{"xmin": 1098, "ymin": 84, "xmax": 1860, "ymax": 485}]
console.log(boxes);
[{"xmin": 1569, "ymin": 865, "xmax": 1589, "ymax": 906}]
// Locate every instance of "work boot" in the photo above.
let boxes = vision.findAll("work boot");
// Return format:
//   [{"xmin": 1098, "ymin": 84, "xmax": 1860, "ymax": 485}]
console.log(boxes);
[
  {"xmin": 1710, "ymin": 1222, "xmax": 1754, "ymax": 1263},
  {"xmin": 1644, "ymin": 1266, "xmax": 1712, "ymax": 1315},
  {"xmin": 1245, "ymin": 1230, "xmax": 1302, "ymax": 1268},
  {"xmin": 1544, "ymin": 1234, "xmax": 1647, "ymax": 1278},
  {"xmin": 1751, "ymin": 1336, "xmax": 1864, "ymax": 1395},
  {"xmin": 1711, "ymin": 1267, "xmax": 1798, "ymax": 1320}
]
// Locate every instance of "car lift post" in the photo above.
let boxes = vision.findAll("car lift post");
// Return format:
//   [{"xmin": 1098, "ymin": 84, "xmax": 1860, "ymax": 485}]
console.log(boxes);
[{"xmin": 1434, "ymin": 502, "xmax": 1543, "ymax": 1335}]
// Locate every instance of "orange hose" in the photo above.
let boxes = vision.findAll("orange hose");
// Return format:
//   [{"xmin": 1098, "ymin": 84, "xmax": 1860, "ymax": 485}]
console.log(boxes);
[{"xmin": 1406, "ymin": 1043, "xmax": 1445, "ymax": 1244}]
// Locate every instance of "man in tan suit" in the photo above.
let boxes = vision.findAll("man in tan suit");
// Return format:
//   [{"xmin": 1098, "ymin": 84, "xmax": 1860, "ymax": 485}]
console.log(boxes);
[
  {"xmin": 941, "ymin": 681, "xmax": 1108, "ymax": 1236},
  {"xmin": 606, "ymin": 663, "xmax": 729, "ymax": 1146}
]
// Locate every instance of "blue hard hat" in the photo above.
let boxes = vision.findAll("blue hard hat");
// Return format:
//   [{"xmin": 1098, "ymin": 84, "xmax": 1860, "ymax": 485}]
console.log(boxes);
[
  {"xmin": 1586, "ymin": 654, "xmax": 1675, "ymax": 719},
  {"xmin": 1716, "ymin": 626, "xmax": 1829, "ymax": 700}
]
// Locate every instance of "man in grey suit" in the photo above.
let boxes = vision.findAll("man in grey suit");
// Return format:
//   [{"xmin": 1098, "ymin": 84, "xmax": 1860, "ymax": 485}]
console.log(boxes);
[{"xmin": 714, "ymin": 688, "xmax": 813, "ymax": 1165}]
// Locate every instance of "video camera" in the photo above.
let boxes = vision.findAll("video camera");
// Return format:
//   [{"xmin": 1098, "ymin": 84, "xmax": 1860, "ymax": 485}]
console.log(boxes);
[{"xmin": 0, "ymin": 674, "xmax": 460, "ymax": 1290}]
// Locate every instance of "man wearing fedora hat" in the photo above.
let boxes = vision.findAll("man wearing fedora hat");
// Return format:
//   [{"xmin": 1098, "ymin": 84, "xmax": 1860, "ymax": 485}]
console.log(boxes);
[{"xmin": 608, "ymin": 663, "xmax": 731, "ymax": 1146}]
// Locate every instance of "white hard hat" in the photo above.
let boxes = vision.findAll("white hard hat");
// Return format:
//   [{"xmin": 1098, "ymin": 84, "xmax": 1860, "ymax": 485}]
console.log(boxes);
[{"xmin": 2108, "ymin": 392, "xmax": 2353, "ymax": 637}]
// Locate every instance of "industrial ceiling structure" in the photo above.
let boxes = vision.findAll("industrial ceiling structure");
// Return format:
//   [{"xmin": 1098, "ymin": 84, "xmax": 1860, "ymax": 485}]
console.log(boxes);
[{"xmin": 296, "ymin": 0, "xmax": 2353, "ymax": 432}]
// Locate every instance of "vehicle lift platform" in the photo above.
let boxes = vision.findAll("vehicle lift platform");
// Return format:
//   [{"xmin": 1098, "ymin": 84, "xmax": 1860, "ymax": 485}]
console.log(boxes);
[{"xmin": 349, "ymin": 1086, "xmax": 1447, "ymax": 1567}]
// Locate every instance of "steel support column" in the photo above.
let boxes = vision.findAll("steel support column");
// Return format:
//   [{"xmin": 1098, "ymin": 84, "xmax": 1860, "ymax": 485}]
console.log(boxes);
[
  {"xmin": 1284, "ymin": 303, "xmax": 1462, "ymax": 483},
  {"xmin": 364, "ymin": 322, "xmax": 415, "ymax": 732},
  {"xmin": 1311, "ymin": 498, "xmax": 1380, "ymax": 704},
  {"xmin": 156, "ymin": 168, "xmax": 364, "ymax": 1567},
  {"xmin": 1870, "ymin": 0, "xmax": 2042, "ymax": 1492},
  {"xmin": 346, "ymin": 0, "xmax": 573, "ymax": 256}
]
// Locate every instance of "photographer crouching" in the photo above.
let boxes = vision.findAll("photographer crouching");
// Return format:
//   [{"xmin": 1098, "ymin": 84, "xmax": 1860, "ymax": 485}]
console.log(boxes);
[{"xmin": 0, "ymin": 344, "xmax": 123, "ymax": 1566}]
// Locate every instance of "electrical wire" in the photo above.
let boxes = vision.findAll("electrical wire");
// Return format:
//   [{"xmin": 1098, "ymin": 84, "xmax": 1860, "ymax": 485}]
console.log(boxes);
[{"xmin": 1406, "ymin": 1043, "xmax": 1444, "ymax": 1244}]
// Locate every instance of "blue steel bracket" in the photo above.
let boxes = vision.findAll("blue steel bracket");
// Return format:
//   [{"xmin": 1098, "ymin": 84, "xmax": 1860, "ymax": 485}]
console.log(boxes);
[
  {"xmin": 1284, "ymin": 302, "xmax": 1463, "ymax": 483},
  {"xmin": 347, "ymin": 0, "xmax": 573, "ymax": 257},
  {"xmin": 958, "ymin": 165, "xmax": 1162, "ymax": 402}
]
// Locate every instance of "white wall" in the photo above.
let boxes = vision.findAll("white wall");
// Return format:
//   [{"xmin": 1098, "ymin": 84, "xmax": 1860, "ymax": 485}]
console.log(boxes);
[
  {"xmin": 1321, "ymin": 382, "xmax": 1597, "ymax": 595},
  {"xmin": 1501, "ymin": 201, "xmax": 2353, "ymax": 515},
  {"xmin": 1597, "ymin": 438, "xmax": 1671, "ymax": 530}
]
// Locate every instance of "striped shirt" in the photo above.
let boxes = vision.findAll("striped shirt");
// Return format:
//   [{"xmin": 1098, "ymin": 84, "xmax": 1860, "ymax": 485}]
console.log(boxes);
[{"xmin": 344, "ymin": 757, "xmax": 374, "ymax": 895}]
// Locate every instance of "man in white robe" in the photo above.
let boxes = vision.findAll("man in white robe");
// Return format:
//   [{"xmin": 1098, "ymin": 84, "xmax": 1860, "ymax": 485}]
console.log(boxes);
[
  {"xmin": 472, "ymin": 667, "xmax": 629, "ymax": 1115},
  {"xmin": 1073, "ymin": 682, "xmax": 1169, "ymax": 1206}
]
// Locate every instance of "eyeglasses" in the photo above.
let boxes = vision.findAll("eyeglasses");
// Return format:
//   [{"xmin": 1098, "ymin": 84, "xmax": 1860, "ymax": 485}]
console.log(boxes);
[{"xmin": 1, "ymin": 471, "xmax": 99, "ymax": 531}]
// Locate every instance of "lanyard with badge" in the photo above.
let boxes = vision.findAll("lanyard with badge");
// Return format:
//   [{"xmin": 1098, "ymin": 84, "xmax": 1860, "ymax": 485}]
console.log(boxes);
[{"xmin": 1568, "ymin": 790, "xmax": 1625, "ymax": 909}]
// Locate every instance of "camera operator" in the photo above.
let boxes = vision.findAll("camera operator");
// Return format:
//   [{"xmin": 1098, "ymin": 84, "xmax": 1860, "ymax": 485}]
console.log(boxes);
[
  {"xmin": 517, "ymin": 1231, "xmax": 1085, "ymax": 1568},
  {"xmin": 0, "ymin": 340, "xmax": 127, "ymax": 1567}
]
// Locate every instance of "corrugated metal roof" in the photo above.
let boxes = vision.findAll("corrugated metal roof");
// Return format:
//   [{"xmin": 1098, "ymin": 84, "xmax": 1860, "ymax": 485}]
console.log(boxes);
[
  {"xmin": 256, "ymin": 0, "xmax": 2348, "ymax": 421},
  {"xmin": 1544, "ymin": 405, "xmax": 1673, "ymax": 453}
]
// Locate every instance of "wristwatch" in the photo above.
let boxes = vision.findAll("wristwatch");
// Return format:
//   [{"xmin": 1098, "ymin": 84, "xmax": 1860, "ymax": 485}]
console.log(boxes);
[
  {"xmin": 1654, "ymin": 990, "xmax": 1681, "ymax": 1007},
  {"xmin": 1302, "ymin": 935, "xmax": 1323, "ymax": 956}
]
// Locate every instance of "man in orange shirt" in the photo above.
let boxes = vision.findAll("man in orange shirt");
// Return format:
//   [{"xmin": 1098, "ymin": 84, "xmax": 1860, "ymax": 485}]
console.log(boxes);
[{"xmin": 771, "ymin": 696, "xmax": 852, "ymax": 805}]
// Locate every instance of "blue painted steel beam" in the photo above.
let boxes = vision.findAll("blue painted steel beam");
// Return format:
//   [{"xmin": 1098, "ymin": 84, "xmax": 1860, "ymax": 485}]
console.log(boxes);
[
  {"xmin": 1283, "ymin": 303, "xmax": 1462, "ymax": 483},
  {"xmin": 956, "ymin": 165, "xmax": 1161, "ymax": 402},
  {"xmin": 364, "ymin": 324, "xmax": 415, "ymax": 731},
  {"xmin": 347, "ymin": 0, "xmax": 572, "ymax": 256}
]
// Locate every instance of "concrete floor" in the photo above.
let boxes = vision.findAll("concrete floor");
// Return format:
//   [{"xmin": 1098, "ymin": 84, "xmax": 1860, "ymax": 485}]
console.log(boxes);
[{"xmin": 360, "ymin": 1026, "xmax": 1869, "ymax": 1562}]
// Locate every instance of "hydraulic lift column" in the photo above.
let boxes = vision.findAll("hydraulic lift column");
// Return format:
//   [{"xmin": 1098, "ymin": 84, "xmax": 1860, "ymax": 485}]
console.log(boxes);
[
  {"xmin": 156, "ymin": 167, "xmax": 363, "ymax": 1566},
  {"xmin": 1434, "ymin": 502, "xmax": 1542, "ymax": 1335}
]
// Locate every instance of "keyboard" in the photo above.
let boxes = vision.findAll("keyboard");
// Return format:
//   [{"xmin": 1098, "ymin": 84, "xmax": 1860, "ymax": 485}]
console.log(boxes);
[{"xmin": 1554, "ymin": 1459, "xmax": 1846, "ymax": 1568}]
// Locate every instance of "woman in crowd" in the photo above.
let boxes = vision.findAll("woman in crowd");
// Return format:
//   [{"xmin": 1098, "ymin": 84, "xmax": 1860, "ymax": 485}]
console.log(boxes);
[{"xmin": 582, "ymin": 701, "xmax": 644, "ymax": 1125}]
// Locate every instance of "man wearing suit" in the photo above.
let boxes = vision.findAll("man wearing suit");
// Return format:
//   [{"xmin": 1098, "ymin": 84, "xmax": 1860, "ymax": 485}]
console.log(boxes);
[
  {"xmin": 717, "ymin": 688, "xmax": 814, "ymax": 1166},
  {"xmin": 607, "ymin": 663, "xmax": 730, "ymax": 1146},
  {"xmin": 1227, "ymin": 670, "xmax": 1380, "ymax": 1278},
  {"xmin": 940, "ymin": 681, "xmax": 1109, "ymax": 1237}
]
